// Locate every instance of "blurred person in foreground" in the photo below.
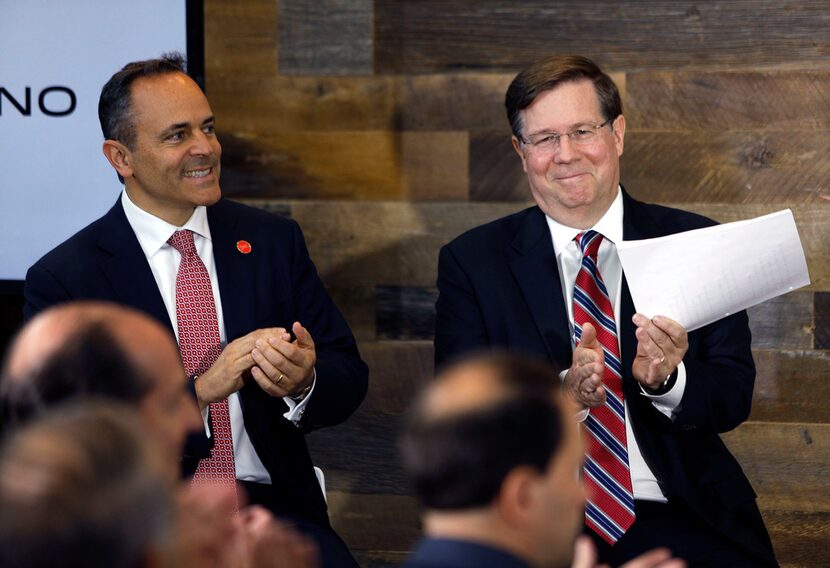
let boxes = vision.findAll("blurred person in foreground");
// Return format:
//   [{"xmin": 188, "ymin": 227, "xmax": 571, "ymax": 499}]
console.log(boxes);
[
  {"xmin": 401, "ymin": 352, "xmax": 685, "ymax": 568},
  {"xmin": 0, "ymin": 303, "xmax": 317, "ymax": 568}
]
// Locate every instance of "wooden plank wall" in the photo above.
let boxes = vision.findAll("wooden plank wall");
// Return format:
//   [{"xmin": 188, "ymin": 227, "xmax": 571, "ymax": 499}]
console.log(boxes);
[{"xmin": 204, "ymin": 2, "xmax": 830, "ymax": 566}]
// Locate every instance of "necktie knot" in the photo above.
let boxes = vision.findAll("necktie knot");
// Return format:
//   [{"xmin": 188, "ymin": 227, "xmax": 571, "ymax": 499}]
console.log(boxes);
[
  {"xmin": 168, "ymin": 229, "xmax": 197, "ymax": 257},
  {"xmin": 576, "ymin": 230, "xmax": 603, "ymax": 259}
]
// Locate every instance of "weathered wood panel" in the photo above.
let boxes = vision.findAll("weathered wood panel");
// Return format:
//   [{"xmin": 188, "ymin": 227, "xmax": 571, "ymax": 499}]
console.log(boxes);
[
  {"xmin": 221, "ymin": 131, "xmax": 468, "ymax": 200},
  {"xmin": 761, "ymin": 511, "xmax": 830, "ymax": 568},
  {"xmin": 622, "ymin": 133, "xmax": 830, "ymax": 205},
  {"xmin": 815, "ymin": 292, "xmax": 830, "ymax": 350},
  {"xmin": 627, "ymin": 71, "xmax": 830, "ymax": 131},
  {"xmin": 204, "ymin": 0, "xmax": 277, "ymax": 81},
  {"xmin": 724, "ymin": 422, "xmax": 830, "ymax": 510},
  {"xmin": 748, "ymin": 293, "xmax": 814, "ymax": 351},
  {"xmin": 210, "ymin": 72, "xmax": 623, "ymax": 134},
  {"xmin": 278, "ymin": 0, "xmax": 373, "ymax": 75},
  {"xmin": 752, "ymin": 350, "xmax": 830, "ymax": 424},
  {"xmin": 328, "ymin": 491, "xmax": 420, "ymax": 554},
  {"xmin": 374, "ymin": 1, "xmax": 830, "ymax": 74}
]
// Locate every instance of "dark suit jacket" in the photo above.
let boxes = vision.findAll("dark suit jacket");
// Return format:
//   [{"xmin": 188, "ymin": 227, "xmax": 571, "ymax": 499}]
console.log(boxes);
[
  {"xmin": 403, "ymin": 538, "xmax": 532, "ymax": 568},
  {"xmin": 24, "ymin": 197, "xmax": 368, "ymax": 526},
  {"xmin": 434, "ymin": 189, "xmax": 776, "ymax": 566}
]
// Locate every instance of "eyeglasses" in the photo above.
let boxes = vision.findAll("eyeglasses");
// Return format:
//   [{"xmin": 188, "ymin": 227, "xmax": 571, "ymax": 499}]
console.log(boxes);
[{"xmin": 519, "ymin": 118, "xmax": 614, "ymax": 153}]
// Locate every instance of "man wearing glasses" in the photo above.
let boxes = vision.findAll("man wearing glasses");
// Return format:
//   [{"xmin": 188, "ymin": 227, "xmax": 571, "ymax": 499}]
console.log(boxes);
[{"xmin": 434, "ymin": 55, "xmax": 776, "ymax": 566}]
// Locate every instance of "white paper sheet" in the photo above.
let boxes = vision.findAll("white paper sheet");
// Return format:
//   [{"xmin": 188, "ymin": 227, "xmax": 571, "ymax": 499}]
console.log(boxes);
[{"xmin": 615, "ymin": 209, "xmax": 810, "ymax": 332}]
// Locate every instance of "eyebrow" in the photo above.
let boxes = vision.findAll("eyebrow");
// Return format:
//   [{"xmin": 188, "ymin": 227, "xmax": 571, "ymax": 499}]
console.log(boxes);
[
  {"xmin": 526, "ymin": 121, "xmax": 600, "ymax": 137},
  {"xmin": 159, "ymin": 116, "xmax": 215, "ymax": 138}
]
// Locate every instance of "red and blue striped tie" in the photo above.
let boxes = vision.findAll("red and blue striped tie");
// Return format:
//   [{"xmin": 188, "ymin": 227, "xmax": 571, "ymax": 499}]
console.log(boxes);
[{"xmin": 574, "ymin": 230, "xmax": 635, "ymax": 544}]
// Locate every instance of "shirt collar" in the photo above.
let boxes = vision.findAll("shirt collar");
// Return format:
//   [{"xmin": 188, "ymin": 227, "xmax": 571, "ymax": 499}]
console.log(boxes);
[
  {"xmin": 545, "ymin": 186, "xmax": 624, "ymax": 255},
  {"xmin": 120, "ymin": 190, "xmax": 211, "ymax": 259}
]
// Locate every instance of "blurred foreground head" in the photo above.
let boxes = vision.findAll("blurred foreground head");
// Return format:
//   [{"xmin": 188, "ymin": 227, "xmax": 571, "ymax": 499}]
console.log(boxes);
[
  {"xmin": 1, "ymin": 301, "xmax": 201, "ymax": 479},
  {"xmin": 402, "ymin": 352, "xmax": 585, "ymax": 568},
  {"xmin": 0, "ymin": 403, "xmax": 172, "ymax": 568}
]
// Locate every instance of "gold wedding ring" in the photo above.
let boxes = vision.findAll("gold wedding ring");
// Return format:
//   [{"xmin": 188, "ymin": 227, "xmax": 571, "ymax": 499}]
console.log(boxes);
[{"xmin": 275, "ymin": 373, "xmax": 285, "ymax": 386}]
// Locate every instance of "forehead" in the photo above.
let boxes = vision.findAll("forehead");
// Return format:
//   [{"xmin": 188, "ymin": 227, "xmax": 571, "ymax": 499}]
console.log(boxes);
[
  {"xmin": 129, "ymin": 72, "xmax": 213, "ymax": 128},
  {"xmin": 521, "ymin": 79, "xmax": 603, "ymax": 133}
]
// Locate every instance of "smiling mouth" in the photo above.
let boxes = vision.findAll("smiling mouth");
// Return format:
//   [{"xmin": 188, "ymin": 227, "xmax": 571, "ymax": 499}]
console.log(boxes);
[
  {"xmin": 555, "ymin": 172, "xmax": 586, "ymax": 181},
  {"xmin": 182, "ymin": 167, "xmax": 213, "ymax": 179}
]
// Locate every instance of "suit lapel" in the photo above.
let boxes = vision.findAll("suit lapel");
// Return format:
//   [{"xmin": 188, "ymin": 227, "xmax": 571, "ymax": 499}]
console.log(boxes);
[
  {"xmin": 97, "ymin": 201, "xmax": 172, "ymax": 330},
  {"xmin": 508, "ymin": 207, "xmax": 573, "ymax": 366},
  {"xmin": 208, "ymin": 202, "xmax": 256, "ymax": 341}
]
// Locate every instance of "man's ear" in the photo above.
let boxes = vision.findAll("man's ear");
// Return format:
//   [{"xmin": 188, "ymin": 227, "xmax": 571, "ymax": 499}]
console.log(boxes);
[
  {"xmin": 511, "ymin": 135, "xmax": 529, "ymax": 173},
  {"xmin": 496, "ymin": 466, "xmax": 537, "ymax": 526},
  {"xmin": 102, "ymin": 139, "xmax": 133, "ymax": 180},
  {"xmin": 612, "ymin": 114, "xmax": 625, "ymax": 158}
]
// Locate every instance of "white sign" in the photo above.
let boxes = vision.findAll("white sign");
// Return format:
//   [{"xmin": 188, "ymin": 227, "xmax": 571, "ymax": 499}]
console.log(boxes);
[{"xmin": 0, "ymin": 1, "xmax": 188, "ymax": 280}]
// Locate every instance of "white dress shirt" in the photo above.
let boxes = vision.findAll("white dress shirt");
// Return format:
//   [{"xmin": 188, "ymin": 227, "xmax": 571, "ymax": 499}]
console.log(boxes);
[
  {"xmin": 546, "ymin": 187, "xmax": 686, "ymax": 502},
  {"xmin": 121, "ymin": 190, "xmax": 314, "ymax": 483}
]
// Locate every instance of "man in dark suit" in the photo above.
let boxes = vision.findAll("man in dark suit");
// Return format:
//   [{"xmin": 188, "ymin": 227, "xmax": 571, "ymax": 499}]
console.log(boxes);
[
  {"xmin": 435, "ymin": 55, "xmax": 776, "ymax": 566},
  {"xmin": 24, "ymin": 53, "xmax": 366, "ymax": 566},
  {"xmin": 401, "ymin": 353, "xmax": 683, "ymax": 568}
]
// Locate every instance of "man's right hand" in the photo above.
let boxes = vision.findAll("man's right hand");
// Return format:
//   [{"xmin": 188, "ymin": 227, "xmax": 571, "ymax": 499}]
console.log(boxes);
[
  {"xmin": 194, "ymin": 327, "xmax": 291, "ymax": 410},
  {"xmin": 563, "ymin": 322, "xmax": 607, "ymax": 409}
]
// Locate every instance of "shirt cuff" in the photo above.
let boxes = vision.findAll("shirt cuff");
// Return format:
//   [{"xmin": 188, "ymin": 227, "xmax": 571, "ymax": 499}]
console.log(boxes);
[
  {"xmin": 201, "ymin": 406, "xmax": 211, "ymax": 438},
  {"xmin": 640, "ymin": 361, "xmax": 687, "ymax": 418},
  {"xmin": 282, "ymin": 368, "xmax": 316, "ymax": 424}
]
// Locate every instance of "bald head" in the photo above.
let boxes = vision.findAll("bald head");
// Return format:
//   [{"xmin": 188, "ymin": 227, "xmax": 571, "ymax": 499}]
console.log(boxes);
[
  {"xmin": 402, "ymin": 353, "xmax": 565, "ymax": 511},
  {"xmin": 1, "ymin": 302, "xmax": 201, "ymax": 478},
  {"xmin": 6, "ymin": 301, "xmax": 169, "ymax": 384}
]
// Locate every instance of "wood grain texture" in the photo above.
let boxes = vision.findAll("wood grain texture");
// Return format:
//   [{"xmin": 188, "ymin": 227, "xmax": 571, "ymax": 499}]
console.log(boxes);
[
  {"xmin": 724, "ymin": 422, "xmax": 830, "ymax": 510},
  {"xmin": 627, "ymin": 70, "xmax": 830, "ymax": 131},
  {"xmin": 220, "ymin": 131, "xmax": 468, "ymax": 200},
  {"xmin": 752, "ymin": 350, "xmax": 830, "ymax": 424},
  {"xmin": 327, "ymin": 491, "xmax": 420, "ymax": 552},
  {"xmin": 621, "ymin": 132, "xmax": 830, "ymax": 205},
  {"xmin": 278, "ymin": 0, "xmax": 373, "ymax": 75},
  {"xmin": 376, "ymin": 287, "xmax": 437, "ymax": 340},
  {"xmin": 359, "ymin": 341, "xmax": 433, "ymax": 415},
  {"xmin": 374, "ymin": 1, "xmax": 830, "ymax": 73},
  {"xmin": 761, "ymin": 511, "xmax": 830, "ymax": 568},
  {"xmin": 282, "ymin": 200, "xmax": 521, "ymax": 287},
  {"xmin": 747, "ymin": 292, "xmax": 814, "ymax": 350},
  {"xmin": 815, "ymin": 292, "xmax": 830, "ymax": 350},
  {"xmin": 204, "ymin": 0, "xmax": 277, "ymax": 81}
]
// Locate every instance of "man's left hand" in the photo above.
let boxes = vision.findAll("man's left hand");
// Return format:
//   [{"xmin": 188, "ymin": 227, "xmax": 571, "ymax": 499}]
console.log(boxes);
[
  {"xmin": 250, "ymin": 321, "xmax": 316, "ymax": 397},
  {"xmin": 632, "ymin": 314, "xmax": 688, "ymax": 390}
]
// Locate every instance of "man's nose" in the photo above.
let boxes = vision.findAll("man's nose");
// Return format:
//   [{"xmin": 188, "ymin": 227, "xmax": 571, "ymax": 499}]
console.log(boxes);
[
  {"xmin": 189, "ymin": 130, "xmax": 214, "ymax": 156},
  {"xmin": 554, "ymin": 135, "xmax": 578, "ymax": 163}
]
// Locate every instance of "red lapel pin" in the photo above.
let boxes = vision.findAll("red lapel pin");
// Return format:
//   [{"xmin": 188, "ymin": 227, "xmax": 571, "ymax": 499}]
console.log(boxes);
[{"xmin": 236, "ymin": 240, "xmax": 252, "ymax": 254}]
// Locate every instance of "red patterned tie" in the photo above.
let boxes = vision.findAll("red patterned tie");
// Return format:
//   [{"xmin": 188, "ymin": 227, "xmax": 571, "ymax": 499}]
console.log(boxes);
[
  {"xmin": 573, "ymin": 231, "xmax": 635, "ymax": 544},
  {"xmin": 168, "ymin": 229, "xmax": 236, "ymax": 489}
]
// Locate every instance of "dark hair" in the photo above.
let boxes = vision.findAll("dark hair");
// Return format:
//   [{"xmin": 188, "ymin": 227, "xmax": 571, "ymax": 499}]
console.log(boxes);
[
  {"xmin": 401, "ymin": 353, "xmax": 563, "ymax": 510},
  {"xmin": 0, "ymin": 322, "xmax": 152, "ymax": 437},
  {"xmin": 98, "ymin": 52, "xmax": 187, "ymax": 183},
  {"xmin": 0, "ymin": 404, "xmax": 171, "ymax": 568},
  {"xmin": 505, "ymin": 55, "xmax": 622, "ymax": 138}
]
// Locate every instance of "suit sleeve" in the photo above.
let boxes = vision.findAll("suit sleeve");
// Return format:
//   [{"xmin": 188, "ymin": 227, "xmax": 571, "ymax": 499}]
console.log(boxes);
[
  {"xmin": 434, "ymin": 244, "xmax": 491, "ymax": 370},
  {"xmin": 669, "ymin": 310, "xmax": 756, "ymax": 434},
  {"xmin": 23, "ymin": 262, "xmax": 72, "ymax": 321},
  {"xmin": 286, "ymin": 220, "xmax": 368, "ymax": 432}
]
